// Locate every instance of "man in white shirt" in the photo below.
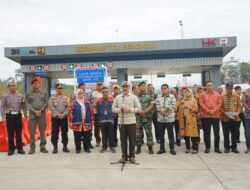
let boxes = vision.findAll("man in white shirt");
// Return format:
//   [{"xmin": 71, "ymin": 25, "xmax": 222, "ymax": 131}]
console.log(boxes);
[
  {"xmin": 112, "ymin": 81, "xmax": 141, "ymax": 163},
  {"xmin": 155, "ymin": 84, "xmax": 177, "ymax": 155}
]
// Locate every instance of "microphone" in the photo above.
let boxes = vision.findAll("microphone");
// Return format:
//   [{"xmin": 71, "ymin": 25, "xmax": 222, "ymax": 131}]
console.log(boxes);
[{"xmin": 121, "ymin": 94, "xmax": 125, "ymax": 113}]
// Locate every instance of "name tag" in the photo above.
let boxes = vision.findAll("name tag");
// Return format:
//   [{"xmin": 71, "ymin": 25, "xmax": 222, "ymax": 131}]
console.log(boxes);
[{"xmin": 10, "ymin": 111, "xmax": 19, "ymax": 115}]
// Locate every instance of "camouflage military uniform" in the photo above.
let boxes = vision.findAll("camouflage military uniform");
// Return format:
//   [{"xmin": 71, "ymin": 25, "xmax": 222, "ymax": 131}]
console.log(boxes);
[
  {"xmin": 136, "ymin": 92, "xmax": 155, "ymax": 147},
  {"xmin": 26, "ymin": 88, "xmax": 48, "ymax": 153}
]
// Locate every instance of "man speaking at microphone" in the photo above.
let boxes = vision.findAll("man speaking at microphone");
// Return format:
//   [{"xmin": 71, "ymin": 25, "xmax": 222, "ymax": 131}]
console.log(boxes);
[{"xmin": 112, "ymin": 81, "xmax": 141, "ymax": 163}]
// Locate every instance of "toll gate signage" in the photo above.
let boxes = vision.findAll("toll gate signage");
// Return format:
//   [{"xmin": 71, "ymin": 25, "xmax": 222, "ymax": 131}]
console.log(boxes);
[{"xmin": 76, "ymin": 69, "xmax": 105, "ymax": 84}]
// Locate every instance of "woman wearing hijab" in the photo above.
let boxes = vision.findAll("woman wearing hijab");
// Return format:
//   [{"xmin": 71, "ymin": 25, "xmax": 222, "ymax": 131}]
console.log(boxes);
[
  {"xmin": 68, "ymin": 89, "xmax": 93, "ymax": 153},
  {"xmin": 177, "ymin": 88, "xmax": 199, "ymax": 154}
]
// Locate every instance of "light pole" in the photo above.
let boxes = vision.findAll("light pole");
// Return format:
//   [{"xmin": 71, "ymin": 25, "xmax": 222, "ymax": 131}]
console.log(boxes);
[
  {"xmin": 116, "ymin": 29, "xmax": 119, "ymax": 42},
  {"xmin": 179, "ymin": 20, "xmax": 184, "ymax": 39},
  {"xmin": 73, "ymin": 66, "xmax": 79, "ymax": 93}
]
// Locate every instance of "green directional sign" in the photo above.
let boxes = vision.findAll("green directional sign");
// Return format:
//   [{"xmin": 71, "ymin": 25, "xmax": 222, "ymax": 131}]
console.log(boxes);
[
  {"xmin": 69, "ymin": 63, "xmax": 75, "ymax": 69},
  {"xmin": 100, "ymin": 62, "xmax": 106, "ymax": 67},
  {"xmin": 36, "ymin": 65, "xmax": 43, "ymax": 71}
]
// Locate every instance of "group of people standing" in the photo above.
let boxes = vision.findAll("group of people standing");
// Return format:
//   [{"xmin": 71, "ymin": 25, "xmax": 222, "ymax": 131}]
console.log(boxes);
[{"xmin": 1, "ymin": 77, "xmax": 250, "ymax": 164}]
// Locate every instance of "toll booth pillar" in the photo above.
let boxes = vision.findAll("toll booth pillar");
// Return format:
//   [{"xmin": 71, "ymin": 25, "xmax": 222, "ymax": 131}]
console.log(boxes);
[
  {"xmin": 117, "ymin": 68, "xmax": 128, "ymax": 85},
  {"xmin": 201, "ymin": 65, "xmax": 221, "ymax": 89}
]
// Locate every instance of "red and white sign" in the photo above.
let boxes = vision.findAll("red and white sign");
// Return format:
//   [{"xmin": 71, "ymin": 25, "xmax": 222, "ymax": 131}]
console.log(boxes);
[
  {"xmin": 220, "ymin": 38, "xmax": 228, "ymax": 46},
  {"xmin": 91, "ymin": 62, "xmax": 100, "ymax": 68},
  {"xmin": 76, "ymin": 63, "xmax": 82, "ymax": 69},
  {"xmin": 29, "ymin": 65, "xmax": 36, "ymax": 72},
  {"xmin": 202, "ymin": 38, "xmax": 216, "ymax": 46},
  {"xmin": 43, "ymin": 64, "xmax": 51, "ymax": 72},
  {"xmin": 61, "ymin": 64, "xmax": 68, "ymax": 70}
]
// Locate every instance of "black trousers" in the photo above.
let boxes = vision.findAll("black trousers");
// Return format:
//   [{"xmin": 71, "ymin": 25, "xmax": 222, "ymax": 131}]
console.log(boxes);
[
  {"xmin": 94, "ymin": 114, "xmax": 101, "ymax": 143},
  {"xmin": 6, "ymin": 113, "xmax": 23, "ymax": 151},
  {"xmin": 100, "ymin": 122, "xmax": 115, "ymax": 148},
  {"xmin": 158, "ymin": 122, "xmax": 175, "ymax": 150},
  {"xmin": 51, "ymin": 118, "xmax": 68, "ymax": 145},
  {"xmin": 202, "ymin": 118, "xmax": 220, "ymax": 150},
  {"xmin": 152, "ymin": 111, "xmax": 160, "ymax": 141},
  {"xmin": 119, "ymin": 124, "xmax": 136, "ymax": 160},
  {"xmin": 222, "ymin": 120, "xmax": 237, "ymax": 150},
  {"xmin": 184, "ymin": 136, "xmax": 199, "ymax": 150},
  {"xmin": 174, "ymin": 120, "xmax": 180, "ymax": 143},
  {"xmin": 236, "ymin": 112, "xmax": 246, "ymax": 139},
  {"xmin": 73, "ymin": 130, "xmax": 91, "ymax": 151},
  {"xmin": 113, "ymin": 115, "xmax": 118, "ymax": 144}
]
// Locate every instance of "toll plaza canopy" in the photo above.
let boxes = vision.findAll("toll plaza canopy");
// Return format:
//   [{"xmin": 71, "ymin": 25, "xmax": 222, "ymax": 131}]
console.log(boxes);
[{"xmin": 5, "ymin": 36, "xmax": 236, "ymax": 93}]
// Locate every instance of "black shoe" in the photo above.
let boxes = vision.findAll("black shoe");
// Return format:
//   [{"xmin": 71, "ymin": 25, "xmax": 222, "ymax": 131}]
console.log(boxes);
[
  {"xmin": 156, "ymin": 140, "xmax": 160, "ymax": 144},
  {"xmin": 176, "ymin": 141, "xmax": 181, "ymax": 146},
  {"xmin": 232, "ymin": 149, "xmax": 240, "ymax": 154},
  {"xmin": 224, "ymin": 149, "xmax": 230, "ymax": 153},
  {"xmin": 214, "ymin": 149, "xmax": 222, "ymax": 154},
  {"xmin": 157, "ymin": 149, "xmax": 166, "ymax": 154},
  {"xmin": 28, "ymin": 149, "xmax": 35, "ymax": 155},
  {"xmin": 191, "ymin": 150, "xmax": 198, "ymax": 154},
  {"xmin": 40, "ymin": 147, "xmax": 48, "ymax": 153},
  {"xmin": 237, "ymin": 140, "xmax": 241, "ymax": 143},
  {"xmin": 63, "ymin": 146, "xmax": 70, "ymax": 153},
  {"xmin": 52, "ymin": 148, "xmax": 58, "ymax": 154},
  {"xmin": 170, "ymin": 150, "xmax": 176, "ymax": 155},
  {"xmin": 110, "ymin": 147, "xmax": 116, "ymax": 153},
  {"xmin": 100, "ymin": 148, "xmax": 107, "ymax": 153},
  {"xmin": 204, "ymin": 149, "xmax": 210, "ymax": 154},
  {"xmin": 148, "ymin": 146, "xmax": 154, "ymax": 154},
  {"xmin": 17, "ymin": 149, "xmax": 25, "ymax": 154},
  {"xmin": 8, "ymin": 150, "xmax": 14, "ymax": 156},
  {"xmin": 76, "ymin": 149, "xmax": 81, "ymax": 154},
  {"xmin": 135, "ymin": 146, "xmax": 141, "ymax": 154},
  {"xmin": 84, "ymin": 149, "xmax": 91, "ymax": 153},
  {"xmin": 90, "ymin": 144, "xmax": 94, "ymax": 149},
  {"xmin": 52, "ymin": 145, "xmax": 58, "ymax": 154},
  {"xmin": 114, "ymin": 142, "xmax": 118, "ymax": 147},
  {"xmin": 185, "ymin": 149, "xmax": 190, "ymax": 154}
]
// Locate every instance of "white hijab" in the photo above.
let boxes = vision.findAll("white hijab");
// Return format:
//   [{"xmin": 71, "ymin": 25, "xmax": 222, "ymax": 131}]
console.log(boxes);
[{"xmin": 76, "ymin": 89, "xmax": 86, "ymax": 120}]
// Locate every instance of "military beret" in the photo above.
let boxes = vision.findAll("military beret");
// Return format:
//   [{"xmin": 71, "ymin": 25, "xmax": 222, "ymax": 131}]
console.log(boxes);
[
  {"xmin": 8, "ymin": 79, "xmax": 17, "ymax": 86},
  {"xmin": 138, "ymin": 81, "xmax": 146, "ymax": 87},
  {"xmin": 31, "ymin": 77, "xmax": 39, "ymax": 85}
]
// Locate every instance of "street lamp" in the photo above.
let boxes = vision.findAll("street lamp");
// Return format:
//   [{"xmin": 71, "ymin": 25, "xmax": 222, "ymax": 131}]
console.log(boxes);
[
  {"xmin": 73, "ymin": 66, "xmax": 79, "ymax": 93},
  {"xmin": 179, "ymin": 20, "xmax": 184, "ymax": 39}
]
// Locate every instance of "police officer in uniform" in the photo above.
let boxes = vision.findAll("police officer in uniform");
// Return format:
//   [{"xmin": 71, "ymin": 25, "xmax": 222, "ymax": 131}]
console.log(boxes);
[
  {"xmin": 135, "ymin": 81, "xmax": 155, "ymax": 154},
  {"xmin": 1, "ymin": 79, "xmax": 27, "ymax": 156},
  {"xmin": 26, "ymin": 77, "xmax": 49, "ymax": 154},
  {"xmin": 49, "ymin": 83, "xmax": 70, "ymax": 153}
]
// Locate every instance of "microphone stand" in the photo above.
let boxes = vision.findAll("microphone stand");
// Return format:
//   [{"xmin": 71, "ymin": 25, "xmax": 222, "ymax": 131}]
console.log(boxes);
[{"xmin": 110, "ymin": 94, "xmax": 139, "ymax": 171}]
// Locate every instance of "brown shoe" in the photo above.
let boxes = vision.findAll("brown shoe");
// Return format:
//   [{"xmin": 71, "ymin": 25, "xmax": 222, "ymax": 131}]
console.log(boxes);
[
  {"xmin": 129, "ymin": 157, "xmax": 136, "ymax": 164},
  {"xmin": 118, "ymin": 158, "xmax": 126, "ymax": 163},
  {"xmin": 95, "ymin": 142, "xmax": 100, "ymax": 147}
]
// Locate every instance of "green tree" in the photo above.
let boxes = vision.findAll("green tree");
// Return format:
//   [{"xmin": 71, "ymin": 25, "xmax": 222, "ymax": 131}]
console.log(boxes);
[{"xmin": 240, "ymin": 62, "xmax": 250, "ymax": 83}]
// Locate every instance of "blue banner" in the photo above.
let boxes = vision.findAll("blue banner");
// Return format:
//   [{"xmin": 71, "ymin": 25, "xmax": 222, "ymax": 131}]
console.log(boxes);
[{"xmin": 76, "ymin": 69, "xmax": 105, "ymax": 84}]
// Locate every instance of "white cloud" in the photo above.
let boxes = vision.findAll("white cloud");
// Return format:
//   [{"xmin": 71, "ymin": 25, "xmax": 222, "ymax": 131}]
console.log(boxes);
[{"xmin": 0, "ymin": 0, "xmax": 249, "ymax": 80}]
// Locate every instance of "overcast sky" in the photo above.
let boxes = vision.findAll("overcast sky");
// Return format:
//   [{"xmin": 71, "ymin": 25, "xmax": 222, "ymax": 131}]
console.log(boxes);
[{"xmin": 0, "ymin": 0, "xmax": 249, "ymax": 86}]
